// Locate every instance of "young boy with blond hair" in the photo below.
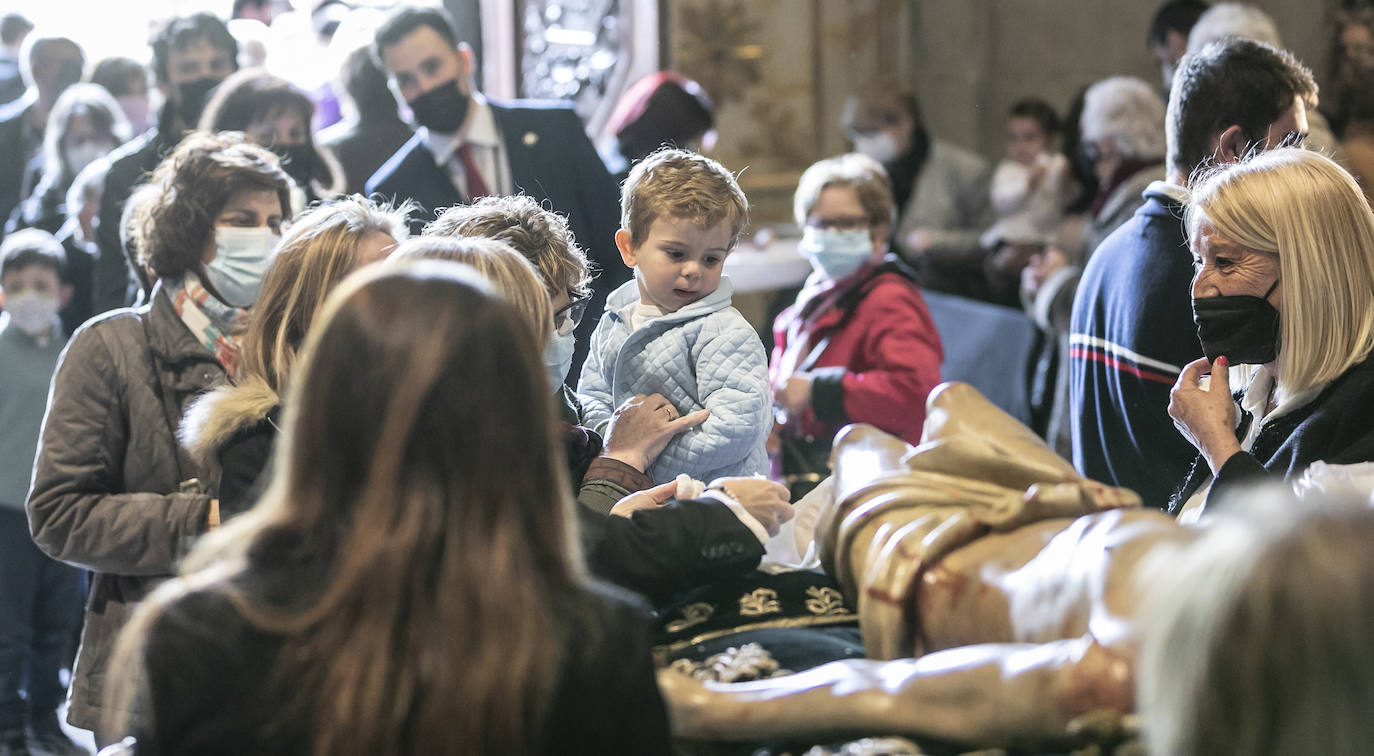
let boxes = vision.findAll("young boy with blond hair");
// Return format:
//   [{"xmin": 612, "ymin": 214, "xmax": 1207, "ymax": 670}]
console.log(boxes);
[{"xmin": 578, "ymin": 148, "xmax": 770, "ymax": 486}]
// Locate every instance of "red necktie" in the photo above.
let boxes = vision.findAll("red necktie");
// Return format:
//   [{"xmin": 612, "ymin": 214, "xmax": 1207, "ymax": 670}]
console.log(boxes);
[{"xmin": 456, "ymin": 142, "xmax": 491, "ymax": 201}]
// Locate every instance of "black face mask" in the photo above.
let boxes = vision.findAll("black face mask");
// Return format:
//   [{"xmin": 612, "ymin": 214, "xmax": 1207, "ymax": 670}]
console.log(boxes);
[
  {"xmin": 176, "ymin": 77, "xmax": 221, "ymax": 126},
  {"xmin": 273, "ymin": 143, "xmax": 316, "ymax": 189},
  {"xmin": 1193, "ymin": 279, "xmax": 1281, "ymax": 364},
  {"xmin": 407, "ymin": 79, "xmax": 469, "ymax": 134}
]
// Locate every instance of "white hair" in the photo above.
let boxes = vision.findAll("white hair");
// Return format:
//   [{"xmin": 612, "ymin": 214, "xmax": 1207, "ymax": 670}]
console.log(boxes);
[
  {"xmin": 1079, "ymin": 76, "xmax": 1167, "ymax": 161},
  {"xmin": 1186, "ymin": 3, "xmax": 1283, "ymax": 55},
  {"xmin": 1139, "ymin": 485, "xmax": 1374, "ymax": 756}
]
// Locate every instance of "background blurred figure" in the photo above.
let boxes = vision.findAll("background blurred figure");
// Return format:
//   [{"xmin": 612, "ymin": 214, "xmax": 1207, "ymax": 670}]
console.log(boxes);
[
  {"xmin": 981, "ymin": 98, "xmax": 1068, "ymax": 305},
  {"xmin": 1147, "ymin": 0, "xmax": 1211, "ymax": 91},
  {"xmin": 90, "ymin": 56, "xmax": 154, "ymax": 137},
  {"xmin": 1326, "ymin": 3, "xmax": 1374, "ymax": 138},
  {"xmin": 1186, "ymin": 2, "xmax": 1340, "ymax": 156},
  {"xmin": 96, "ymin": 12, "xmax": 239, "ymax": 314},
  {"xmin": 52, "ymin": 158, "xmax": 108, "ymax": 334},
  {"xmin": 771, "ymin": 154, "xmax": 942, "ymax": 498},
  {"xmin": 317, "ymin": 46, "xmax": 413, "ymax": 195},
  {"xmin": 199, "ymin": 68, "xmax": 342, "ymax": 205},
  {"xmin": 7, "ymin": 83, "xmax": 128, "ymax": 236},
  {"xmin": 0, "ymin": 13, "xmax": 33, "ymax": 106},
  {"xmin": 1140, "ymin": 490, "xmax": 1374, "ymax": 756},
  {"xmin": 842, "ymin": 78, "xmax": 992, "ymax": 299},
  {"xmin": 0, "ymin": 230, "xmax": 85, "ymax": 756},
  {"xmin": 600, "ymin": 71, "xmax": 716, "ymax": 185},
  {"xmin": 0, "ymin": 35, "xmax": 84, "ymax": 242}
]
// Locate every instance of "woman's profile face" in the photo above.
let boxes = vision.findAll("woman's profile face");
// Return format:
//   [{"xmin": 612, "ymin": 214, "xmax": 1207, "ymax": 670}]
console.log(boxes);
[
  {"xmin": 201, "ymin": 188, "xmax": 285, "ymax": 264},
  {"xmin": 1190, "ymin": 221, "xmax": 1282, "ymax": 312}
]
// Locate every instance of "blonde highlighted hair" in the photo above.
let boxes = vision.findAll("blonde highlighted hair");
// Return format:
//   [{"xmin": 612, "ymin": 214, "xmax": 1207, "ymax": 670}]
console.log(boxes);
[
  {"xmin": 792, "ymin": 153, "xmax": 896, "ymax": 229},
  {"xmin": 620, "ymin": 147, "xmax": 749, "ymax": 247},
  {"xmin": 423, "ymin": 194, "xmax": 591, "ymax": 299},
  {"xmin": 238, "ymin": 195, "xmax": 409, "ymax": 395},
  {"xmin": 1186, "ymin": 148, "xmax": 1374, "ymax": 394},
  {"xmin": 389, "ymin": 235, "xmax": 553, "ymax": 347}
]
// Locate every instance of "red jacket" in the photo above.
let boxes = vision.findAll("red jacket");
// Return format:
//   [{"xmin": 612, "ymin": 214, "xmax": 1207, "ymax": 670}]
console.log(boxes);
[{"xmin": 771, "ymin": 264, "xmax": 943, "ymax": 447}]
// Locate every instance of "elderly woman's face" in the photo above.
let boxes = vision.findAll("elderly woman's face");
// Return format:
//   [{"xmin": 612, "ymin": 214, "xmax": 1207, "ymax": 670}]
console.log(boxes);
[{"xmin": 1190, "ymin": 221, "xmax": 1281, "ymax": 311}]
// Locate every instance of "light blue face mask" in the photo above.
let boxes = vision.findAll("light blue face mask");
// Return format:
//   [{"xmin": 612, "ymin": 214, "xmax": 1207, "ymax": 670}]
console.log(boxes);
[
  {"xmin": 205, "ymin": 226, "xmax": 280, "ymax": 308},
  {"xmin": 799, "ymin": 226, "xmax": 874, "ymax": 281},
  {"xmin": 544, "ymin": 330, "xmax": 577, "ymax": 392}
]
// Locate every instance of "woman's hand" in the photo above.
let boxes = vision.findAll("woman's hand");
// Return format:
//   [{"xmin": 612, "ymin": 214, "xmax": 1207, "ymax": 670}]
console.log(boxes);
[
  {"xmin": 602, "ymin": 394, "xmax": 710, "ymax": 472},
  {"xmin": 610, "ymin": 480, "xmax": 678, "ymax": 518},
  {"xmin": 774, "ymin": 375, "xmax": 813, "ymax": 415},
  {"xmin": 707, "ymin": 478, "xmax": 794, "ymax": 537},
  {"xmin": 1169, "ymin": 356, "xmax": 1244, "ymax": 474}
]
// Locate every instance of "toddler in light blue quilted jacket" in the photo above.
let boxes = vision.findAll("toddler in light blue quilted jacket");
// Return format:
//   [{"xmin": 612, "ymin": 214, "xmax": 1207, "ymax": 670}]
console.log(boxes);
[{"xmin": 578, "ymin": 149, "xmax": 771, "ymax": 485}]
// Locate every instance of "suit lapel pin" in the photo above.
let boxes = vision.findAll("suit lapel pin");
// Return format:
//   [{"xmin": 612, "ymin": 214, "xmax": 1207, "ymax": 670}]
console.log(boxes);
[{"xmin": 522, "ymin": 131, "xmax": 539, "ymax": 146}]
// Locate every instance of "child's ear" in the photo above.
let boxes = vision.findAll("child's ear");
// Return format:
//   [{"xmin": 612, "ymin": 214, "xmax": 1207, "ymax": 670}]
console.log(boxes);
[{"xmin": 614, "ymin": 228, "xmax": 636, "ymax": 267}]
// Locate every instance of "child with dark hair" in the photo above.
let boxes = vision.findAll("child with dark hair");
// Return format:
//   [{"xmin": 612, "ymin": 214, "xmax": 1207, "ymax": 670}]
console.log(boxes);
[
  {"xmin": 0, "ymin": 229, "xmax": 84, "ymax": 756},
  {"xmin": 981, "ymin": 97, "xmax": 1068, "ymax": 253}
]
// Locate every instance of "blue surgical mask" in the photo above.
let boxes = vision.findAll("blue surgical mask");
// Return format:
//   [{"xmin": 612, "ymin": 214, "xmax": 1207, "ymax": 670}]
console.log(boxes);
[
  {"xmin": 799, "ymin": 226, "xmax": 874, "ymax": 281},
  {"xmin": 544, "ymin": 330, "xmax": 577, "ymax": 392},
  {"xmin": 205, "ymin": 226, "xmax": 279, "ymax": 308}
]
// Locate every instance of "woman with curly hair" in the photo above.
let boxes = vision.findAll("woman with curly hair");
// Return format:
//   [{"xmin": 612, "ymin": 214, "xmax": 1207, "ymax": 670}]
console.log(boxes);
[{"xmin": 25, "ymin": 130, "xmax": 290, "ymax": 742}]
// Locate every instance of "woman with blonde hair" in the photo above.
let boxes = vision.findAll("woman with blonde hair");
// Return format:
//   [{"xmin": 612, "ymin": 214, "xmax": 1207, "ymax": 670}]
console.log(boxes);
[
  {"xmin": 1169, "ymin": 148, "xmax": 1374, "ymax": 517},
  {"xmin": 181, "ymin": 195, "xmax": 407, "ymax": 518},
  {"xmin": 110, "ymin": 261, "xmax": 671, "ymax": 754}
]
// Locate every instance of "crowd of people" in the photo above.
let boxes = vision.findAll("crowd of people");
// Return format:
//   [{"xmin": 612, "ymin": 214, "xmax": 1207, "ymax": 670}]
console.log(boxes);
[{"xmin": 1, "ymin": 1, "xmax": 1374, "ymax": 755}]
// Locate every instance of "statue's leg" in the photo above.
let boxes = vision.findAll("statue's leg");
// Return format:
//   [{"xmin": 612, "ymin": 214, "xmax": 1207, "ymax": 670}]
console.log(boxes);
[{"xmin": 661, "ymin": 634, "xmax": 1133, "ymax": 748}]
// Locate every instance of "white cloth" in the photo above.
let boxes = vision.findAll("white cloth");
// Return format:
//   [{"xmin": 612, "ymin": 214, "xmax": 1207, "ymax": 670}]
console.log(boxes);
[
  {"xmin": 419, "ymin": 93, "xmax": 512, "ymax": 198},
  {"xmin": 630, "ymin": 302, "xmax": 668, "ymax": 331},
  {"xmin": 980, "ymin": 152, "xmax": 1068, "ymax": 248}
]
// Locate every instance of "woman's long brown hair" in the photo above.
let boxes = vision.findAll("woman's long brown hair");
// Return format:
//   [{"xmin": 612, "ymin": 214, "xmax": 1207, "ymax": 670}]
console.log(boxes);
[{"xmin": 112, "ymin": 261, "xmax": 584, "ymax": 754}]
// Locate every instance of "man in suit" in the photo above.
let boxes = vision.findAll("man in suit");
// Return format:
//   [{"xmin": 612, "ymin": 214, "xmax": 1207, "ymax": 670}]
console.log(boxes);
[{"xmin": 366, "ymin": 5, "xmax": 627, "ymax": 382}]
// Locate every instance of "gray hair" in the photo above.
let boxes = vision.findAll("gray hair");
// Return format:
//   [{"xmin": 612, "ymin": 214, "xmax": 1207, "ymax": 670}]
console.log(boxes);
[
  {"xmin": 1080, "ymin": 76, "xmax": 1167, "ymax": 161},
  {"xmin": 1186, "ymin": 3, "xmax": 1283, "ymax": 55},
  {"xmin": 1139, "ymin": 484, "xmax": 1374, "ymax": 756}
]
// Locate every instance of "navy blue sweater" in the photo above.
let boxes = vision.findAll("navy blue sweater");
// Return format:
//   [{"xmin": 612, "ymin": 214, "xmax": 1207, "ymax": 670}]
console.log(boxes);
[{"xmin": 1068, "ymin": 187, "xmax": 1202, "ymax": 509}]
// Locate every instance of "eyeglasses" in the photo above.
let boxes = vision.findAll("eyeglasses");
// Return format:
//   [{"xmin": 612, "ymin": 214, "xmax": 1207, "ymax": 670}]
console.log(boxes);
[
  {"xmin": 808, "ymin": 216, "xmax": 871, "ymax": 232},
  {"xmin": 554, "ymin": 294, "xmax": 591, "ymax": 337}
]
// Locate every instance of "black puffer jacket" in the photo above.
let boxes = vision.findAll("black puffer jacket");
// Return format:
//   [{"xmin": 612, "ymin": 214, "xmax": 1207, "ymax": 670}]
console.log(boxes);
[{"xmin": 26, "ymin": 282, "xmax": 226, "ymax": 729}]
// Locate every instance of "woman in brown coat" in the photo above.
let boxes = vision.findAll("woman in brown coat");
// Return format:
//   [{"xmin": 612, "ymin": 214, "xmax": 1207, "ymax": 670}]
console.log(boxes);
[{"xmin": 25, "ymin": 131, "xmax": 291, "ymax": 741}]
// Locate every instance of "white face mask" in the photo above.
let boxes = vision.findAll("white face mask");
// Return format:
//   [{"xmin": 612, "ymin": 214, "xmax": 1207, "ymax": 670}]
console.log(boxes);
[
  {"xmin": 853, "ymin": 132, "xmax": 901, "ymax": 164},
  {"xmin": 543, "ymin": 330, "xmax": 577, "ymax": 393},
  {"xmin": 205, "ymin": 226, "xmax": 280, "ymax": 308},
  {"xmin": 799, "ymin": 226, "xmax": 874, "ymax": 281},
  {"xmin": 4, "ymin": 290, "xmax": 60, "ymax": 337},
  {"xmin": 64, "ymin": 141, "xmax": 114, "ymax": 175}
]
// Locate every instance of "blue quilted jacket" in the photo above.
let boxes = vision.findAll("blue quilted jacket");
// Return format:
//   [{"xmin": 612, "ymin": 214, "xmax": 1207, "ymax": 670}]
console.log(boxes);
[{"xmin": 578, "ymin": 276, "xmax": 771, "ymax": 485}]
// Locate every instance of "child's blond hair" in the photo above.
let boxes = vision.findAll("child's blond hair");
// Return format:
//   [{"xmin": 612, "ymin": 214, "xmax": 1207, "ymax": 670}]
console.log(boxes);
[{"xmin": 620, "ymin": 148, "xmax": 748, "ymax": 247}]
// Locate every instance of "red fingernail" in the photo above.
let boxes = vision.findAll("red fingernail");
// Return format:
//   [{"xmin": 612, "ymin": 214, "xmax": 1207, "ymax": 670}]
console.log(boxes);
[{"xmin": 1218, "ymin": 356, "xmax": 1228, "ymax": 368}]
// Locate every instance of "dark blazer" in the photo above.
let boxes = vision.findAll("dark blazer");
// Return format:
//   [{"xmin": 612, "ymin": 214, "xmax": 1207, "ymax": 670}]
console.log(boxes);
[
  {"xmin": 366, "ymin": 100, "xmax": 631, "ymax": 377},
  {"xmin": 0, "ymin": 98, "xmax": 40, "ymax": 241}
]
